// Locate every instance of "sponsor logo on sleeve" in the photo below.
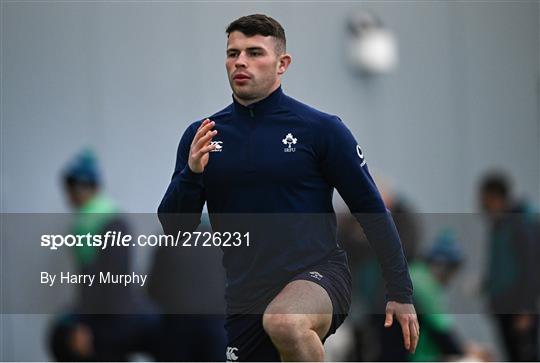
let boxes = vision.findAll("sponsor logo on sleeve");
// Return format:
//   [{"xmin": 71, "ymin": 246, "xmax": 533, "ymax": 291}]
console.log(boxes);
[{"xmin": 356, "ymin": 145, "xmax": 366, "ymax": 166}]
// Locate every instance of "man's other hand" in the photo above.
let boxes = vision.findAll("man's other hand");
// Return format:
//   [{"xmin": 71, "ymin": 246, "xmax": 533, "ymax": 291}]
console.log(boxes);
[{"xmin": 384, "ymin": 301, "xmax": 420, "ymax": 354}]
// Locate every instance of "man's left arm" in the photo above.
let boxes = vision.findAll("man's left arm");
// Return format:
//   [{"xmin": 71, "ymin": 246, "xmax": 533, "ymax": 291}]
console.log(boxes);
[{"xmin": 317, "ymin": 115, "xmax": 419, "ymax": 353}]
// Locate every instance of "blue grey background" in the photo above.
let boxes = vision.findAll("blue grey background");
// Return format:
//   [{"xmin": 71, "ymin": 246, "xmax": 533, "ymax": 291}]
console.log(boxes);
[{"xmin": 1, "ymin": 1, "xmax": 539, "ymax": 361}]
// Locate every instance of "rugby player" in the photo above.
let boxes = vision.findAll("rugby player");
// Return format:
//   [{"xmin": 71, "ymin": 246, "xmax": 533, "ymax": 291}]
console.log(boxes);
[{"xmin": 159, "ymin": 14, "xmax": 419, "ymax": 361}]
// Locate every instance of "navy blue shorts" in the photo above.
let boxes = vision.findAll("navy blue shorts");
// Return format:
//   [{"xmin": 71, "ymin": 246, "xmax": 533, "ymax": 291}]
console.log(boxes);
[{"xmin": 224, "ymin": 255, "xmax": 352, "ymax": 362}]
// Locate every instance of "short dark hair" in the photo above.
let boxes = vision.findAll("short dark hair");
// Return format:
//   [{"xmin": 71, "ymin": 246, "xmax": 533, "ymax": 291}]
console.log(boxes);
[
  {"xmin": 226, "ymin": 14, "xmax": 286, "ymax": 54},
  {"xmin": 480, "ymin": 171, "xmax": 511, "ymax": 199}
]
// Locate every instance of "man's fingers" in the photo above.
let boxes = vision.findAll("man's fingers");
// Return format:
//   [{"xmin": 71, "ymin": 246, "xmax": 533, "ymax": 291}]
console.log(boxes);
[
  {"xmin": 194, "ymin": 119, "xmax": 210, "ymax": 137},
  {"xmin": 193, "ymin": 120, "xmax": 215, "ymax": 143},
  {"xmin": 400, "ymin": 317, "xmax": 411, "ymax": 351},
  {"xmin": 195, "ymin": 130, "xmax": 218, "ymax": 150},
  {"xmin": 409, "ymin": 319, "xmax": 419, "ymax": 353},
  {"xmin": 385, "ymin": 302, "xmax": 419, "ymax": 353},
  {"xmin": 189, "ymin": 120, "xmax": 217, "ymax": 172},
  {"xmin": 194, "ymin": 122, "xmax": 214, "ymax": 143},
  {"xmin": 197, "ymin": 118, "xmax": 210, "ymax": 131},
  {"xmin": 384, "ymin": 311, "xmax": 394, "ymax": 327},
  {"xmin": 198, "ymin": 143, "xmax": 217, "ymax": 155}
]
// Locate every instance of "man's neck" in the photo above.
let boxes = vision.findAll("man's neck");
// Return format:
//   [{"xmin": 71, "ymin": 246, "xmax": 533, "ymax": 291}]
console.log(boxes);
[{"xmin": 234, "ymin": 83, "xmax": 281, "ymax": 107}]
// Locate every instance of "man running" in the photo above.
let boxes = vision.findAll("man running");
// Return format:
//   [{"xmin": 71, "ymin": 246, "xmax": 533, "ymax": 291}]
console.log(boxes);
[{"xmin": 159, "ymin": 14, "xmax": 419, "ymax": 362}]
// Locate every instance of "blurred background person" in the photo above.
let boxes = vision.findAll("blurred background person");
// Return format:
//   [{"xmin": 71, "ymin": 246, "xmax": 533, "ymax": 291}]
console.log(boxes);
[
  {"xmin": 479, "ymin": 171, "xmax": 540, "ymax": 361},
  {"xmin": 409, "ymin": 230, "xmax": 491, "ymax": 362},
  {"xmin": 337, "ymin": 181, "xmax": 420, "ymax": 361},
  {"xmin": 48, "ymin": 149, "xmax": 162, "ymax": 361}
]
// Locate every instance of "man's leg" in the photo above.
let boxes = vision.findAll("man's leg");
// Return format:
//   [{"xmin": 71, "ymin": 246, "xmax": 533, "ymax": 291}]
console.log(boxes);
[{"xmin": 262, "ymin": 280, "xmax": 333, "ymax": 361}]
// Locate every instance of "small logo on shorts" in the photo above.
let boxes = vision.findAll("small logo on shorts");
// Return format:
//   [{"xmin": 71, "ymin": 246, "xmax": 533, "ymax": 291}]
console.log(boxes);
[
  {"xmin": 226, "ymin": 346, "xmax": 239, "ymax": 361},
  {"xmin": 309, "ymin": 271, "xmax": 323, "ymax": 280}
]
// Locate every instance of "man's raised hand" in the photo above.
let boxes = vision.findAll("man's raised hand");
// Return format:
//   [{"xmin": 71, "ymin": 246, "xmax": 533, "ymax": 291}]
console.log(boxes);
[{"xmin": 188, "ymin": 119, "xmax": 218, "ymax": 173}]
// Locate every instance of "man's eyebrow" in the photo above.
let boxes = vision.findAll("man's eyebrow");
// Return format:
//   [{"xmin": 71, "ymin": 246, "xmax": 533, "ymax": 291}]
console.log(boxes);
[{"xmin": 226, "ymin": 46, "xmax": 266, "ymax": 52}]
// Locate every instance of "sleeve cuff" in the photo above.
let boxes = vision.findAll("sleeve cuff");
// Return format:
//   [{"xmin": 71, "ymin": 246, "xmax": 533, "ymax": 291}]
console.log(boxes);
[
  {"xmin": 179, "ymin": 164, "xmax": 204, "ymax": 183},
  {"xmin": 386, "ymin": 294, "xmax": 414, "ymax": 304}
]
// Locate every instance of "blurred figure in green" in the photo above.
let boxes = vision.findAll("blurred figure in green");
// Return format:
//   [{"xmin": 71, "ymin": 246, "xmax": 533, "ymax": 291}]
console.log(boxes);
[
  {"xmin": 48, "ymin": 149, "xmax": 161, "ymax": 361},
  {"xmin": 62, "ymin": 149, "xmax": 119, "ymax": 272},
  {"xmin": 479, "ymin": 171, "xmax": 539, "ymax": 361},
  {"xmin": 410, "ymin": 230, "xmax": 492, "ymax": 362}
]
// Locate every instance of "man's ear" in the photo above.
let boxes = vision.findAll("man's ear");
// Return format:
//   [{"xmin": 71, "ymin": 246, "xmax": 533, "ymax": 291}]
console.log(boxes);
[{"xmin": 277, "ymin": 53, "xmax": 292, "ymax": 75}]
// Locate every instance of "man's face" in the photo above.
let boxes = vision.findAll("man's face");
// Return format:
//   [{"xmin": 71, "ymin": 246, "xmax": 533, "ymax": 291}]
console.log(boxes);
[
  {"xmin": 226, "ymin": 31, "xmax": 284, "ymax": 103},
  {"xmin": 480, "ymin": 191, "xmax": 506, "ymax": 215},
  {"xmin": 64, "ymin": 183, "xmax": 96, "ymax": 209},
  {"xmin": 430, "ymin": 263, "xmax": 458, "ymax": 287}
]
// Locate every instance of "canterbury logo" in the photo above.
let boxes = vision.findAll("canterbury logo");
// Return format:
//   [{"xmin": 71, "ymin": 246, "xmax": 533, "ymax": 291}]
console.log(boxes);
[
  {"xmin": 226, "ymin": 346, "xmax": 239, "ymax": 361},
  {"xmin": 211, "ymin": 141, "xmax": 223, "ymax": 152}
]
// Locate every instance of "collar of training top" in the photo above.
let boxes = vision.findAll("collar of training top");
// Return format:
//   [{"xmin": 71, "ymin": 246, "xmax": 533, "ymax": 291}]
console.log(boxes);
[{"xmin": 231, "ymin": 85, "xmax": 284, "ymax": 117}]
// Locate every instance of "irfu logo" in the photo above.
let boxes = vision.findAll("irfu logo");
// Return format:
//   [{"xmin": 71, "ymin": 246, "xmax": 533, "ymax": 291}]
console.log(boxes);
[{"xmin": 282, "ymin": 133, "xmax": 298, "ymax": 153}]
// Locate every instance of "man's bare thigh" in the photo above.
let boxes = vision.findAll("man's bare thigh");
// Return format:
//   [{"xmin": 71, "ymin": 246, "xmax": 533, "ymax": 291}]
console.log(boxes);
[{"xmin": 264, "ymin": 280, "xmax": 333, "ymax": 339}]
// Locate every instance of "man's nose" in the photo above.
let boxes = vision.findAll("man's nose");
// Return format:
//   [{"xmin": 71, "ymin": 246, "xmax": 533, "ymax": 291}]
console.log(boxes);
[{"xmin": 234, "ymin": 51, "xmax": 248, "ymax": 68}]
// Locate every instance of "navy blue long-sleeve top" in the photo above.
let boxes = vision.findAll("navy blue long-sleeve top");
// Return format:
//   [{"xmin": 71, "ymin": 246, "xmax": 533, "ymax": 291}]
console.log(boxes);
[{"xmin": 158, "ymin": 86, "xmax": 413, "ymax": 313}]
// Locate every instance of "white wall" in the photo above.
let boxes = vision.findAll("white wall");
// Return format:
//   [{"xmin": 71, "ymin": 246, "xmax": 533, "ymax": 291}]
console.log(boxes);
[{"xmin": 2, "ymin": 1, "xmax": 538, "ymax": 214}]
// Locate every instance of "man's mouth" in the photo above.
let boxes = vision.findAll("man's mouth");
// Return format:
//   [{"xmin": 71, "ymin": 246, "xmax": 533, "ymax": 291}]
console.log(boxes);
[{"xmin": 233, "ymin": 74, "xmax": 251, "ymax": 80}]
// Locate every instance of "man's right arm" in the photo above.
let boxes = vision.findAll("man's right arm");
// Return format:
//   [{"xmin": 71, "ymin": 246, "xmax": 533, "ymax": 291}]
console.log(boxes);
[{"xmin": 157, "ymin": 122, "xmax": 206, "ymax": 234}]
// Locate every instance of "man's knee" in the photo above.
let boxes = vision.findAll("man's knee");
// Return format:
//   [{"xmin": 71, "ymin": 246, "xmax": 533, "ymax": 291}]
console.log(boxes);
[{"xmin": 262, "ymin": 313, "xmax": 309, "ymax": 346}]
